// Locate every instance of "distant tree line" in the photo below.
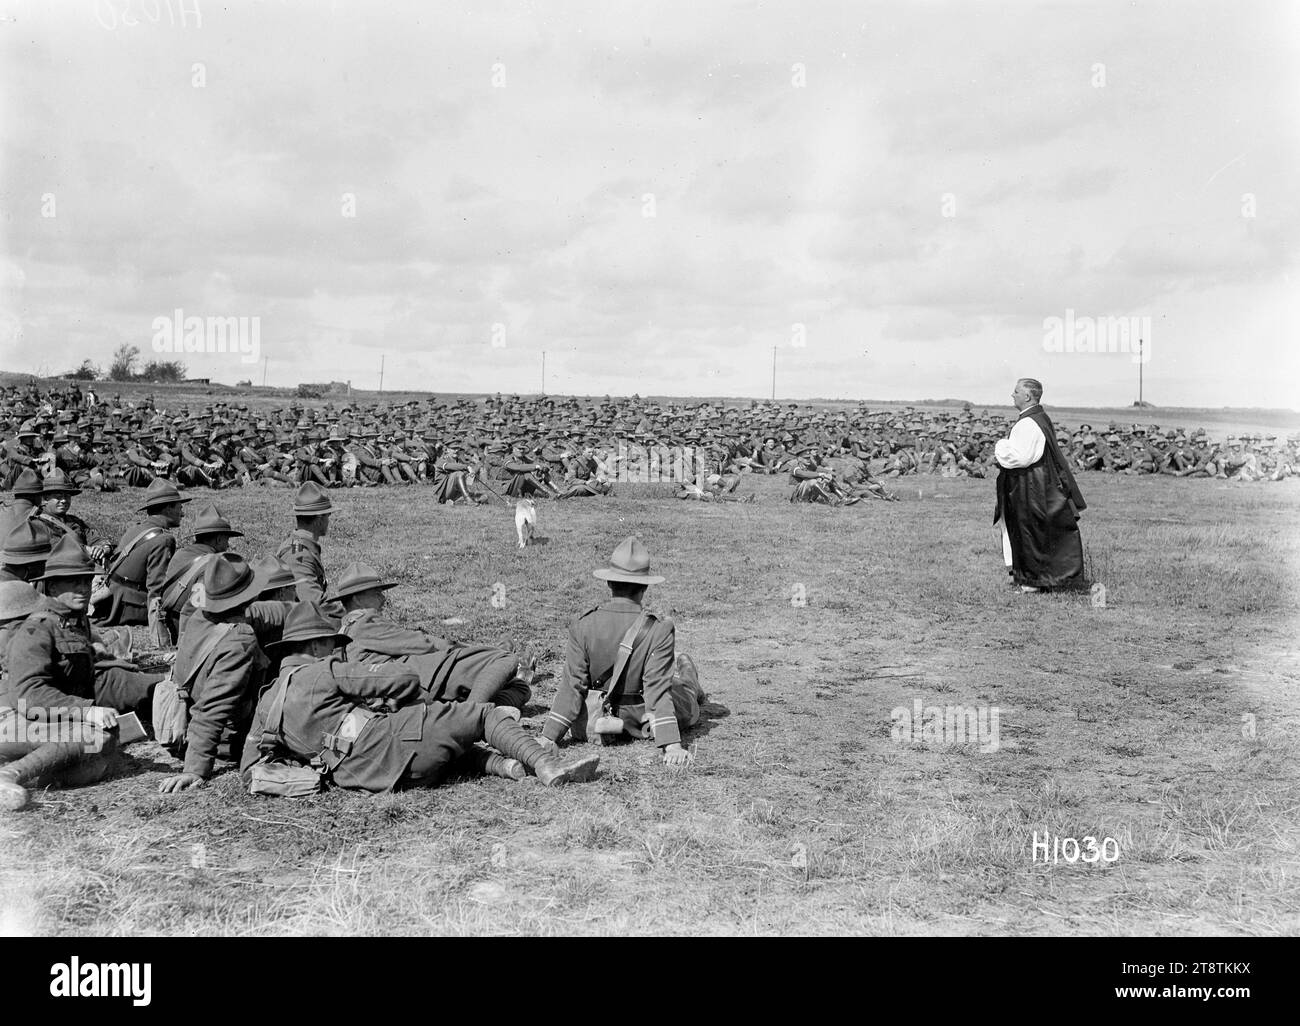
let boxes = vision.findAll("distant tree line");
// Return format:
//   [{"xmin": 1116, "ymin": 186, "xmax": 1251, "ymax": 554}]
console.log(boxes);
[{"xmin": 61, "ymin": 344, "xmax": 187, "ymax": 383}]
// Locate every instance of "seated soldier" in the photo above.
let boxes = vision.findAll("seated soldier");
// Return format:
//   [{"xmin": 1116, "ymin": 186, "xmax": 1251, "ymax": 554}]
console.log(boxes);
[
  {"xmin": 0, "ymin": 581, "xmax": 117, "ymax": 813},
  {"xmin": 330, "ymin": 562, "xmax": 535, "ymax": 709},
  {"xmin": 835, "ymin": 453, "xmax": 898, "ymax": 501},
  {"xmin": 4, "ymin": 535, "xmax": 162, "ymax": 727},
  {"xmin": 246, "ymin": 556, "xmax": 298, "ymax": 678},
  {"xmin": 157, "ymin": 554, "xmax": 273, "ymax": 793},
  {"xmin": 160, "ymin": 503, "xmax": 243, "ymax": 638},
  {"xmin": 95, "ymin": 478, "xmax": 192, "ymax": 648},
  {"xmin": 275, "ymin": 481, "xmax": 344, "ymax": 616},
  {"xmin": 431, "ymin": 446, "xmax": 486, "ymax": 504},
  {"xmin": 540, "ymin": 537, "xmax": 706, "ymax": 769},
  {"xmin": 239, "ymin": 603, "xmax": 600, "ymax": 793},
  {"xmin": 1, "ymin": 520, "xmax": 52, "ymax": 585},
  {"xmin": 0, "ymin": 469, "xmax": 44, "ymax": 538},
  {"xmin": 502, "ymin": 444, "xmax": 558, "ymax": 498},
  {"xmin": 789, "ymin": 446, "xmax": 850, "ymax": 504},
  {"xmin": 30, "ymin": 470, "xmax": 112, "ymax": 565}
]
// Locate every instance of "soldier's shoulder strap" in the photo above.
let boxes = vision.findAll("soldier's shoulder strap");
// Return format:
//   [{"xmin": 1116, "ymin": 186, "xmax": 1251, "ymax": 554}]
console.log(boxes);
[
  {"xmin": 180, "ymin": 620, "xmax": 236, "ymax": 690},
  {"xmin": 163, "ymin": 552, "xmax": 215, "ymax": 611},
  {"xmin": 31, "ymin": 511, "xmax": 67, "ymax": 532},
  {"xmin": 594, "ymin": 611, "xmax": 654, "ymax": 701},
  {"xmin": 108, "ymin": 524, "xmax": 167, "ymax": 575},
  {"xmin": 339, "ymin": 608, "xmax": 369, "ymax": 633},
  {"xmin": 257, "ymin": 664, "xmax": 308, "ymax": 756},
  {"xmin": 575, "ymin": 604, "xmax": 601, "ymax": 621}
]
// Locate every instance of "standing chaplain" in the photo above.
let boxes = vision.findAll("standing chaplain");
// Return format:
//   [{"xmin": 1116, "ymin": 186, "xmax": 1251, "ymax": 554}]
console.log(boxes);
[{"xmin": 993, "ymin": 378, "xmax": 1087, "ymax": 593}]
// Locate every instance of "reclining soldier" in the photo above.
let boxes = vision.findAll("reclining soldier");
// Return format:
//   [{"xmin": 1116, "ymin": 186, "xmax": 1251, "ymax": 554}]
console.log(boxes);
[
  {"xmin": 329, "ymin": 562, "xmax": 537, "ymax": 709},
  {"xmin": 239, "ymin": 603, "xmax": 600, "ymax": 792}
]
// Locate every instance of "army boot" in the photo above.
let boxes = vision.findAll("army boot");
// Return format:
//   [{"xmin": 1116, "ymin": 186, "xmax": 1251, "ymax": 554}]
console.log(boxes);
[
  {"xmin": 461, "ymin": 745, "xmax": 526, "ymax": 781},
  {"xmin": 483, "ymin": 708, "xmax": 599, "ymax": 786},
  {"xmin": 0, "ymin": 767, "xmax": 28, "ymax": 812}
]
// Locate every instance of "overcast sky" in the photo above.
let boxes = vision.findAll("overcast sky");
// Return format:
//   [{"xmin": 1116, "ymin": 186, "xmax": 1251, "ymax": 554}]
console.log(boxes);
[{"xmin": 1, "ymin": 0, "xmax": 1296, "ymax": 407}]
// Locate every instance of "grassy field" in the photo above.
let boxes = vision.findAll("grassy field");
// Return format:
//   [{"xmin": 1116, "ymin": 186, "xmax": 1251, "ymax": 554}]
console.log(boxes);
[{"xmin": 1, "ymin": 471, "xmax": 1297, "ymax": 936}]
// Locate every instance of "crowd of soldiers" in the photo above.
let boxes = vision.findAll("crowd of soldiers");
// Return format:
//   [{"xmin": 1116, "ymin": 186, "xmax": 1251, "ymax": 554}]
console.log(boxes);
[
  {"xmin": 1, "ymin": 377, "xmax": 1295, "ymax": 812},
  {"xmin": 2, "ymin": 383, "xmax": 1296, "ymax": 512},
  {"xmin": 0, "ymin": 460, "xmax": 705, "ymax": 810}
]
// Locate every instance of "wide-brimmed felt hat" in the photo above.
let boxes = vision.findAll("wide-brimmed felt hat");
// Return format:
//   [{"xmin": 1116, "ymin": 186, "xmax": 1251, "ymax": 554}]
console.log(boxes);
[
  {"xmin": 10, "ymin": 468, "xmax": 43, "ymax": 497},
  {"xmin": 327, "ymin": 562, "xmax": 399, "ymax": 601},
  {"xmin": 137, "ymin": 478, "xmax": 193, "ymax": 511},
  {"xmin": 193, "ymin": 552, "xmax": 264, "ymax": 614},
  {"xmin": 190, "ymin": 503, "xmax": 242, "ymax": 539},
  {"xmin": 1, "ymin": 519, "xmax": 53, "ymax": 564},
  {"xmin": 252, "ymin": 555, "xmax": 296, "ymax": 593},
  {"xmin": 36, "ymin": 534, "xmax": 96, "ymax": 580},
  {"xmin": 38, "ymin": 468, "xmax": 81, "ymax": 497},
  {"xmin": 593, "ymin": 536, "xmax": 665, "ymax": 586},
  {"xmin": 267, "ymin": 602, "xmax": 348, "ymax": 650},
  {"xmin": 0, "ymin": 579, "xmax": 41, "ymax": 621},
  {"xmin": 291, "ymin": 481, "xmax": 338, "ymax": 516}
]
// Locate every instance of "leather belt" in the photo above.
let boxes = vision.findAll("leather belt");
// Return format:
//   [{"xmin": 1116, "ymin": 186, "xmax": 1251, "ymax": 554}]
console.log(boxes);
[{"xmin": 321, "ymin": 706, "xmax": 375, "ymax": 757}]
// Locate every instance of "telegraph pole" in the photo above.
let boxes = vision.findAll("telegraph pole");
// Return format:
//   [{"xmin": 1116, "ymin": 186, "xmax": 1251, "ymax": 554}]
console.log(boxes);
[
  {"xmin": 542, "ymin": 351, "xmax": 546, "ymax": 395},
  {"xmin": 771, "ymin": 345, "xmax": 777, "ymax": 400},
  {"xmin": 1138, "ymin": 338, "xmax": 1143, "ymax": 405},
  {"xmin": 378, "ymin": 354, "xmax": 385, "ymax": 393},
  {"xmin": 261, "ymin": 355, "xmax": 268, "ymax": 387}
]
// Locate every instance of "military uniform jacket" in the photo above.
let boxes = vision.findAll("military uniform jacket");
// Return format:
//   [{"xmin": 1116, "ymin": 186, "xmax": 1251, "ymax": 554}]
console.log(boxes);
[
  {"xmin": 0, "ymin": 618, "xmax": 24, "ymax": 678},
  {"xmin": 238, "ymin": 652, "xmax": 423, "ymax": 791},
  {"xmin": 55, "ymin": 442, "xmax": 93, "ymax": 474},
  {"xmin": 275, "ymin": 530, "xmax": 343, "ymax": 617},
  {"xmin": 161, "ymin": 540, "xmax": 219, "ymax": 615},
  {"xmin": 112, "ymin": 514, "xmax": 177, "ymax": 599},
  {"xmin": 124, "ymin": 444, "xmax": 155, "ymax": 469},
  {"xmin": 0, "ymin": 596, "xmax": 97, "ymax": 715},
  {"xmin": 32, "ymin": 510, "xmax": 104, "ymax": 550},
  {"xmin": 175, "ymin": 611, "xmax": 269, "ymax": 778},
  {"xmin": 346, "ymin": 442, "xmax": 382, "ymax": 469},
  {"xmin": 340, "ymin": 608, "xmax": 448, "ymax": 662},
  {"xmin": 0, "ymin": 497, "xmax": 38, "ymax": 538},
  {"xmin": 544, "ymin": 597, "xmax": 681, "ymax": 748},
  {"xmin": 790, "ymin": 458, "xmax": 825, "ymax": 483},
  {"xmin": 338, "ymin": 607, "xmax": 508, "ymax": 700}
]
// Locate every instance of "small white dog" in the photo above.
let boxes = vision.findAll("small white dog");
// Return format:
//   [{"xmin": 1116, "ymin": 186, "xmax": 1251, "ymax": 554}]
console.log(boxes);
[{"xmin": 515, "ymin": 498, "xmax": 537, "ymax": 548}]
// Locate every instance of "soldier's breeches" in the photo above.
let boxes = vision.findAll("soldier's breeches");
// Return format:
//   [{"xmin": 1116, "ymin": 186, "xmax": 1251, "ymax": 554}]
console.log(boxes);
[
  {"xmin": 0, "ymin": 711, "xmax": 118, "ymax": 788},
  {"xmin": 464, "ymin": 652, "xmax": 529, "ymax": 709},
  {"xmin": 668, "ymin": 659, "xmax": 703, "ymax": 732},
  {"xmin": 399, "ymin": 702, "xmax": 492, "ymax": 786}
]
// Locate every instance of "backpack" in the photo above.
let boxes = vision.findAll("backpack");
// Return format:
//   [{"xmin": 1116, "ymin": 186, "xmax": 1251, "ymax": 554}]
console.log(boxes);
[
  {"xmin": 246, "ymin": 666, "xmax": 323, "ymax": 798},
  {"xmin": 151, "ymin": 621, "xmax": 233, "ymax": 756}
]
